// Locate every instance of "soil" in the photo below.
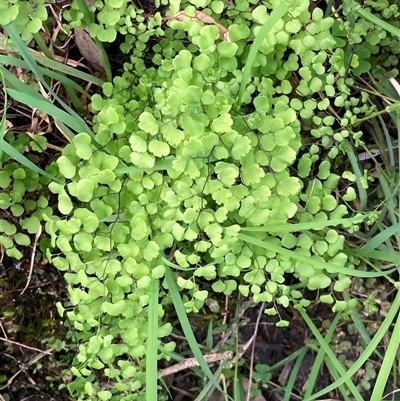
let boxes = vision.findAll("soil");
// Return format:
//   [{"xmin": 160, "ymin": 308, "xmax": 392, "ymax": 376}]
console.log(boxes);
[{"xmin": 0, "ymin": 255, "xmax": 72, "ymax": 401}]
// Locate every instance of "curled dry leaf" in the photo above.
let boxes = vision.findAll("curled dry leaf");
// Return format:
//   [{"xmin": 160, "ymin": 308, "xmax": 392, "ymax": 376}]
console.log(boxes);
[
  {"xmin": 74, "ymin": 28, "xmax": 105, "ymax": 73},
  {"xmin": 168, "ymin": 10, "xmax": 231, "ymax": 42},
  {"xmin": 389, "ymin": 77, "xmax": 400, "ymax": 96},
  {"xmin": 242, "ymin": 377, "xmax": 268, "ymax": 401}
]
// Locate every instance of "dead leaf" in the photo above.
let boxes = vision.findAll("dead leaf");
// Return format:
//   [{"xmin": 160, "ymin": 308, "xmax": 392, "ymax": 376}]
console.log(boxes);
[
  {"xmin": 277, "ymin": 361, "xmax": 292, "ymax": 385},
  {"xmin": 194, "ymin": 10, "xmax": 216, "ymax": 24},
  {"xmin": 168, "ymin": 10, "xmax": 231, "ymax": 42},
  {"xmin": 389, "ymin": 77, "xmax": 400, "ymax": 96},
  {"xmin": 74, "ymin": 28, "xmax": 105, "ymax": 73},
  {"xmin": 242, "ymin": 377, "xmax": 268, "ymax": 401}
]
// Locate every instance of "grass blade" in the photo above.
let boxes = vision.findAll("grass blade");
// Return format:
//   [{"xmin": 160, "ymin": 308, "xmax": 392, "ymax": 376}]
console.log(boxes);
[
  {"xmin": 377, "ymin": 113, "xmax": 395, "ymax": 167},
  {"xmin": 324, "ymin": 0, "xmax": 334, "ymax": 17},
  {"xmin": 301, "ymin": 288, "xmax": 400, "ymax": 401},
  {"xmin": 352, "ymin": 248, "xmax": 400, "ymax": 264},
  {"xmin": 237, "ymin": 1, "xmax": 290, "ymax": 106},
  {"xmin": 0, "ymin": 67, "xmax": 7, "ymax": 160},
  {"xmin": 301, "ymin": 309, "xmax": 372, "ymax": 401},
  {"xmin": 164, "ymin": 263, "xmax": 231, "ymax": 400},
  {"xmin": 322, "ymin": 356, "xmax": 355, "ymax": 401},
  {"xmin": 0, "ymin": 32, "xmax": 103, "ymax": 85},
  {"xmin": 31, "ymin": 54, "xmax": 104, "ymax": 86},
  {"xmin": 194, "ymin": 360, "xmax": 227, "ymax": 401},
  {"xmin": 1, "ymin": 140, "xmax": 62, "ymax": 183},
  {"xmin": 239, "ymin": 215, "xmax": 368, "ymax": 233},
  {"xmin": 0, "ymin": 115, "xmax": 5, "ymax": 160},
  {"xmin": 354, "ymin": 4, "xmax": 400, "ymax": 37},
  {"xmin": 1, "ymin": 61, "xmax": 64, "ymax": 182},
  {"xmin": 206, "ymin": 321, "xmax": 213, "ymax": 351},
  {"xmin": 342, "ymin": 291, "xmax": 384, "ymax": 359},
  {"xmin": 283, "ymin": 347, "xmax": 308, "ymax": 401},
  {"xmin": 3, "ymin": 23, "xmax": 94, "ymax": 135},
  {"xmin": 303, "ymin": 312, "xmax": 341, "ymax": 398},
  {"xmin": 1, "ymin": 66, "xmax": 96, "ymax": 140},
  {"xmin": 370, "ymin": 309, "xmax": 400, "ymax": 401},
  {"xmin": 377, "ymin": 169, "xmax": 400, "ymax": 230},
  {"xmin": 0, "ymin": 55, "xmax": 88, "ymax": 95},
  {"xmin": 342, "ymin": 0, "xmax": 356, "ymax": 76},
  {"xmin": 342, "ymin": 139, "xmax": 368, "ymax": 210},
  {"xmin": 54, "ymin": 119, "xmax": 77, "ymax": 142},
  {"xmin": 265, "ymin": 347, "xmax": 306, "ymax": 373},
  {"xmin": 238, "ymin": 233, "xmax": 397, "ymax": 278},
  {"xmin": 7, "ymin": 88, "xmax": 88, "ymax": 134},
  {"xmin": 360, "ymin": 224, "xmax": 400, "ymax": 253},
  {"xmin": 146, "ymin": 278, "xmax": 159, "ymax": 401}
]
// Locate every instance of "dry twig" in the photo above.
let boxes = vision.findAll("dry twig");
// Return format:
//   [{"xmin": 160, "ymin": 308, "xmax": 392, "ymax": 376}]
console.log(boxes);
[
  {"xmin": 0, "ymin": 336, "xmax": 52, "ymax": 355},
  {"xmin": 160, "ymin": 351, "xmax": 233, "ymax": 376},
  {"xmin": 20, "ymin": 224, "xmax": 42, "ymax": 295},
  {"xmin": 245, "ymin": 302, "xmax": 265, "ymax": 401}
]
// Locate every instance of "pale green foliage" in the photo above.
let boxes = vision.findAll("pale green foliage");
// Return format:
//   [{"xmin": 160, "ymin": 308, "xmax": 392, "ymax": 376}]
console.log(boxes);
[
  {"xmin": 32, "ymin": 0, "xmax": 397, "ymax": 399},
  {"xmin": 1, "ymin": 0, "xmax": 48, "ymax": 41},
  {"xmin": 341, "ymin": 0, "xmax": 399, "ymax": 75}
]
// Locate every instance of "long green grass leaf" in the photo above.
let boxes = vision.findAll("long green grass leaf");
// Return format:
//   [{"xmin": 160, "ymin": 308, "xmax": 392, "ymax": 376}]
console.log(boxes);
[
  {"xmin": 237, "ymin": 1, "xmax": 290, "ymax": 106},
  {"xmin": 360, "ymin": 224, "xmax": 400, "ymax": 252},
  {"xmin": 342, "ymin": 0, "xmax": 356, "ymax": 76},
  {"xmin": 352, "ymin": 248, "xmax": 400, "ymax": 264},
  {"xmin": 146, "ymin": 278, "xmax": 159, "ymax": 401},
  {"xmin": 194, "ymin": 360, "xmax": 228, "ymax": 401},
  {"xmin": 378, "ymin": 113, "xmax": 396, "ymax": 166},
  {"xmin": 2, "ymin": 140, "xmax": 62, "ymax": 183},
  {"xmin": 302, "ymin": 288, "xmax": 400, "ymax": 401},
  {"xmin": 238, "ymin": 233, "xmax": 397, "ymax": 278},
  {"xmin": 324, "ymin": 0, "xmax": 334, "ymax": 17},
  {"xmin": 0, "ymin": 32, "xmax": 103, "ymax": 85},
  {"xmin": 161, "ymin": 255, "xmax": 223, "ymax": 272},
  {"xmin": 264, "ymin": 347, "xmax": 306, "ymax": 373},
  {"xmin": 342, "ymin": 292, "xmax": 383, "ymax": 359},
  {"xmin": 54, "ymin": 119, "xmax": 77, "ymax": 142},
  {"xmin": 0, "ymin": 115, "xmax": 5, "ymax": 161},
  {"xmin": 31, "ymin": 32, "xmax": 53, "ymax": 59},
  {"xmin": 301, "ymin": 309, "xmax": 373, "ymax": 401},
  {"xmin": 304, "ymin": 312, "xmax": 341, "ymax": 398},
  {"xmin": 31, "ymin": 55, "xmax": 104, "ymax": 86},
  {"xmin": 342, "ymin": 139, "xmax": 367, "ymax": 210},
  {"xmin": 3, "ymin": 23, "xmax": 94, "ymax": 135},
  {"xmin": 1, "ymin": 66, "xmax": 95, "ymax": 139},
  {"xmin": 1, "ymin": 65, "xmax": 50, "ymax": 101},
  {"xmin": 305, "ymin": 315, "xmax": 355, "ymax": 401},
  {"xmin": 164, "ymin": 263, "xmax": 230, "ymax": 399},
  {"xmin": 354, "ymin": 4, "xmax": 400, "ymax": 37},
  {"xmin": 0, "ymin": 55, "xmax": 87, "ymax": 94},
  {"xmin": 240, "ymin": 215, "xmax": 367, "ymax": 233},
  {"xmin": 377, "ymin": 169, "xmax": 400, "ymax": 230},
  {"xmin": 370, "ymin": 310, "xmax": 400, "ymax": 401},
  {"xmin": 4, "ymin": 24, "xmax": 74, "ymax": 113},
  {"xmin": 283, "ymin": 347, "xmax": 308, "ymax": 401},
  {"xmin": 0, "ymin": 67, "xmax": 6, "ymax": 160},
  {"xmin": 322, "ymin": 357, "xmax": 357, "ymax": 401},
  {"xmin": 6, "ymin": 88, "xmax": 88, "ymax": 134}
]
